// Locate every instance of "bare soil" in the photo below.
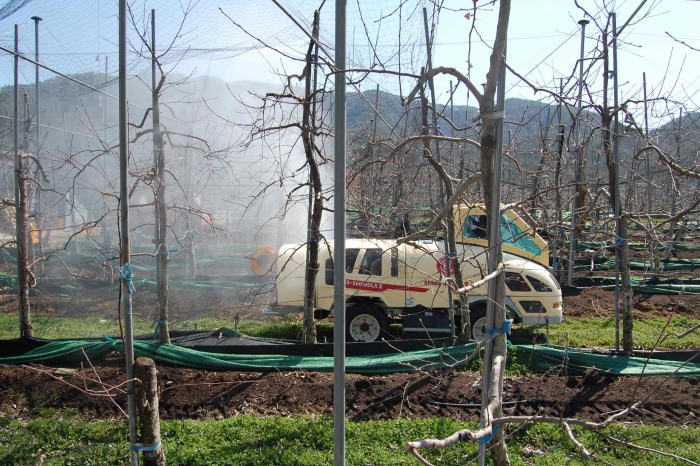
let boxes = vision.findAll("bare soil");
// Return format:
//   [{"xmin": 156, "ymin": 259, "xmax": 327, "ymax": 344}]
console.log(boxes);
[{"xmin": 1, "ymin": 351, "xmax": 698, "ymax": 427}]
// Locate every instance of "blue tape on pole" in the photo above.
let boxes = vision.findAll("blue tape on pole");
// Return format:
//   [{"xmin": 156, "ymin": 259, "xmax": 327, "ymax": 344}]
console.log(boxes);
[
  {"xmin": 485, "ymin": 319, "xmax": 513, "ymax": 337},
  {"xmin": 477, "ymin": 425, "xmax": 501, "ymax": 445},
  {"xmin": 130, "ymin": 441, "xmax": 162, "ymax": 452},
  {"xmin": 153, "ymin": 320, "xmax": 168, "ymax": 339},
  {"xmin": 119, "ymin": 263, "xmax": 135, "ymax": 293},
  {"xmin": 614, "ymin": 234, "xmax": 628, "ymax": 247}
]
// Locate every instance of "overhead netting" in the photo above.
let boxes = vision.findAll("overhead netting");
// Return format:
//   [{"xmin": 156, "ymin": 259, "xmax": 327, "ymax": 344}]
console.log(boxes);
[{"xmin": 0, "ymin": 0, "xmax": 430, "ymax": 96}]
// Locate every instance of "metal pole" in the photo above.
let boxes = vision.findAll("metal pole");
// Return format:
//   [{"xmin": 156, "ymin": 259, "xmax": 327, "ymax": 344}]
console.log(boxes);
[
  {"xmin": 568, "ymin": 19, "xmax": 589, "ymax": 287},
  {"xmin": 31, "ymin": 16, "xmax": 44, "ymax": 277},
  {"xmin": 612, "ymin": 13, "xmax": 621, "ymax": 352},
  {"xmin": 448, "ymin": 80, "xmax": 455, "ymax": 339},
  {"xmin": 643, "ymin": 72, "xmax": 653, "ymax": 280},
  {"xmin": 103, "ymin": 55, "xmax": 112, "ymax": 268},
  {"xmin": 14, "ymin": 24, "xmax": 20, "ymax": 335},
  {"xmin": 119, "ymin": 0, "xmax": 139, "ymax": 463},
  {"xmin": 333, "ymin": 0, "xmax": 346, "ymax": 463},
  {"xmin": 422, "ymin": 7, "xmax": 454, "ymax": 336},
  {"xmin": 643, "ymin": 72, "xmax": 650, "ymax": 211},
  {"xmin": 151, "ymin": 9, "xmax": 160, "ymax": 296},
  {"xmin": 479, "ymin": 45, "xmax": 506, "ymax": 466},
  {"xmin": 422, "ymin": 7, "xmax": 444, "ymax": 207}
]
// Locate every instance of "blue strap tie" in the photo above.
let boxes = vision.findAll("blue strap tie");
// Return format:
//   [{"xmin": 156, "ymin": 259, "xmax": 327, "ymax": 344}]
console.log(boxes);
[
  {"xmin": 307, "ymin": 238, "xmax": 319, "ymax": 244},
  {"xmin": 130, "ymin": 441, "xmax": 162, "ymax": 452},
  {"xmin": 446, "ymin": 252, "xmax": 458, "ymax": 258},
  {"xmin": 485, "ymin": 320, "xmax": 513, "ymax": 339},
  {"xmin": 614, "ymin": 235, "xmax": 627, "ymax": 247},
  {"xmin": 477, "ymin": 425, "xmax": 502, "ymax": 445},
  {"xmin": 119, "ymin": 263, "xmax": 135, "ymax": 293},
  {"xmin": 153, "ymin": 320, "xmax": 168, "ymax": 338},
  {"xmin": 158, "ymin": 249, "xmax": 178, "ymax": 254}
]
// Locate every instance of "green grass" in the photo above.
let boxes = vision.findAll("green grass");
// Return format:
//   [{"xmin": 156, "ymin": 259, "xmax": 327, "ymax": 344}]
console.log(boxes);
[
  {"xmin": 511, "ymin": 316, "xmax": 700, "ymax": 350},
  {"xmin": 1, "ymin": 414, "xmax": 698, "ymax": 465},
  {"xmin": 2, "ymin": 314, "xmax": 698, "ymax": 350}
]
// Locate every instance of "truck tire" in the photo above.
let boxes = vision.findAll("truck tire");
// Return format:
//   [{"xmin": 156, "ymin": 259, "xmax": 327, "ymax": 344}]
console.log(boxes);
[
  {"xmin": 346, "ymin": 305, "xmax": 389, "ymax": 342},
  {"xmin": 469, "ymin": 304, "xmax": 487, "ymax": 341}
]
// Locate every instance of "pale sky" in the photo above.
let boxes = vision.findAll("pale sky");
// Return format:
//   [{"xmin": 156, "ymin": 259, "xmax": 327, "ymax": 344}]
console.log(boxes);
[
  {"xmin": 0, "ymin": 0, "xmax": 698, "ymax": 122},
  {"xmin": 174, "ymin": 0, "xmax": 699, "ymax": 122}
]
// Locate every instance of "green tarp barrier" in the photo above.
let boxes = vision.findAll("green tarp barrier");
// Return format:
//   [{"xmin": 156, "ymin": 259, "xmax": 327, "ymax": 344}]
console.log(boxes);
[
  {"xmin": 576, "ymin": 259, "xmax": 700, "ymax": 272},
  {"xmin": 1, "ymin": 340, "xmax": 698, "ymax": 377},
  {"xmin": 576, "ymin": 241, "xmax": 700, "ymax": 252},
  {"xmin": 600, "ymin": 283, "xmax": 700, "ymax": 295}
]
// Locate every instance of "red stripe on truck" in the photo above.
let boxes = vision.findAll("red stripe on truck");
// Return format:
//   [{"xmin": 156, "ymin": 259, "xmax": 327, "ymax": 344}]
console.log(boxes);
[{"xmin": 345, "ymin": 279, "xmax": 429, "ymax": 293}]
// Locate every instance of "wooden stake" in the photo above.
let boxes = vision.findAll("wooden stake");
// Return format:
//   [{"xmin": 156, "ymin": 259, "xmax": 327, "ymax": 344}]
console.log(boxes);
[{"xmin": 134, "ymin": 357, "xmax": 165, "ymax": 466}]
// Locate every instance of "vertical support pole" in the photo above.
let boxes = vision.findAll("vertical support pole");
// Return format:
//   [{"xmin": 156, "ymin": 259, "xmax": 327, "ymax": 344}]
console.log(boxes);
[
  {"xmin": 612, "ymin": 13, "xmax": 621, "ymax": 352},
  {"xmin": 479, "ymin": 45, "xmax": 506, "ymax": 466},
  {"xmin": 423, "ymin": 7, "xmax": 454, "ymax": 336},
  {"xmin": 568, "ymin": 19, "xmax": 589, "ymax": 286},
  {"xmin": 422, "ymin": 7, "xmax": 444, "ymax": 207},
  {"xmin": 151, "ymin": 8, "xmax": 169, "ymax": 344},
  {"xmin": 553, "ymin": 79, "xmax": 564, "ymax": 281},
  {"xmin": 118, "ymin": 0, "xmax": 139, "ymax": 463},
  {"xmin": 669, "ymin": 109, "xmax": 681, "ymax": 253},
  {"xmin": 14, "ymin": 24, "xmax": 20, "ymax": 334},
  {"xmin": 152, "ymin": 8, "xmax": 159, "ymax": 272},
  {"xmin": 643, "ymin": 72, "xmax": 650, "ymax": 209},
  {"xmin": 643, "ymin": 72, "xmax": 653, "ymax": 280},
  {"xmin": 31, "ymin": 16, "xmax": 44, "ymax": 277},
  {"xmin": 333, "ymin": 0, "xmax": 346, "ymax": 464},
  {"xmin": 104, "ymin": 55, "xmax": 112, "ymax": 265},
  {"xmin": 448, "ymin": 80, "xmax": 455, "ymax": 339}
]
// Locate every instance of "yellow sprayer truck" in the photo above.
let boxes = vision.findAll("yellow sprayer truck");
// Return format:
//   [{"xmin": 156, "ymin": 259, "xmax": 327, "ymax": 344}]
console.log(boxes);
[{"xmin": 252, "ymin": 205, "xmax": 562, "ymax": 341}]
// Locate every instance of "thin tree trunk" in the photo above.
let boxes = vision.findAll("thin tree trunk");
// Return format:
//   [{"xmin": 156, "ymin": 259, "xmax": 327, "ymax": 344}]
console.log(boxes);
[
  {"xmin": 134, "ymin": 357, "xmax": 166, "ymax": 466},
  {"xmin": 16, "ymin": 128, "xmax": 32, "ymax": 338},
  {"xmin": 602, "ymin": 28, "xmax": 633, "ymax": 353},
  {"xmin": 154, "ymin": 80, "xmax": 170, "ymax": 344},
  {"xmin": 479, "ymin": 1, "xmax": 510, "ymax": 463},
  {"xmin": 301, "ymin": 11, "xmax": 321, "ymax": 345}
]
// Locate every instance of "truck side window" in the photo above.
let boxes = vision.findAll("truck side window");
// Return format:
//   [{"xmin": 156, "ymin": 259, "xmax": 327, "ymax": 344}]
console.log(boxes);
[
  {"xmin": 463, "ymin": 215, "xmax": 488, "ymax": 238},
  {"xmin": 325, "ymin": 258, "xmax": 334, "ymax": 285},
  {"xmin": 359, "ymin": 248, "xmax": 382, "ymax": 275},
  {"xmin": 526, "ymin": 275, "xmax": 552, "ymax": 292},
  {"xmin": 390, "ymin": 248, "xmax": 399, "ymax": 277},
  {"xmin": 346, "ymin": 248, "xmax": 360, "ymax": 273},
  {"xmin": 505, "ymin": 272, "xmax": 531, "ymax": 292}
]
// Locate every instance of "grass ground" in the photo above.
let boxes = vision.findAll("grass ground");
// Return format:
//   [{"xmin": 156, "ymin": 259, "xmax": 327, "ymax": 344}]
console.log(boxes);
[
  {"xmin": 1, "ymin": 412, "xmax": 698, "ymax": 465},
  {"xmin": 1, "ymin": 315, "xmax": 698, "ymax": 350}
]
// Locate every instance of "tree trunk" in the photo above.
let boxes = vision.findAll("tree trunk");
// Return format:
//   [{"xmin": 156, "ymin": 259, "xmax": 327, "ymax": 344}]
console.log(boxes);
[
  {"xmin": 16, "ymin": 93, "xmax": 32, "ymax": 338},
  {"xmin": 301, "ymin": 11, "xmax": 321, "ymax": 345},
  {"xmin": 602, "ymin": 27, "xmax": 633, "ymax": 354},
  {"xmin": 153, "ymin": 82, "xmax": 170, "ymax": 344},
  {"xmin": 16, "ymin": 150, "xmax": 32, "ymax": 338},
  {"xmin": 479, "ymin": 1, "xmax": 510, "ymax": 463},
  {"xmin": 134, "ymin": 357, "xmax": 166, "ymax": 466}
]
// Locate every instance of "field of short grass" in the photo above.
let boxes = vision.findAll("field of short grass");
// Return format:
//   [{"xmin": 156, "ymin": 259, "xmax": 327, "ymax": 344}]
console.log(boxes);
[
  {"xmin": 1, "ymin": 412, "xmax": 698, "ymax": 465},
  {"xmin": 1, "ymin": 314, "xmax": 698, "ymax": 350}
]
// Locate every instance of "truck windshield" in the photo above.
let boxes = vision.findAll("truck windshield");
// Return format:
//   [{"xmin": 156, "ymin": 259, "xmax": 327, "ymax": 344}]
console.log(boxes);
[{"xmin": 462, "ymin": 214, "xmax": 542, "ymax": 257}]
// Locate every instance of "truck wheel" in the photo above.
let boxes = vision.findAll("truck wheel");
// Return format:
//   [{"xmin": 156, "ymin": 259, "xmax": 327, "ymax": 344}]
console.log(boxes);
[
  {"xmin": 346, "ymin": 305, "xmax": 388, "ymax": 342},
  {"xmin": 470, "ymin": 305, "xmax": 487, "ymax": 341}
]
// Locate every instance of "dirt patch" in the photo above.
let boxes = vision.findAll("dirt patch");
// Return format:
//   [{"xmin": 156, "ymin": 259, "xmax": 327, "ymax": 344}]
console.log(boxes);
[
  {"xmin": 1, "ymin": 352, "xmax": 698, "ymax": 427},
  {"xmin": 563, "ymin": 287, "xmax": 700, "ymax": 319}
]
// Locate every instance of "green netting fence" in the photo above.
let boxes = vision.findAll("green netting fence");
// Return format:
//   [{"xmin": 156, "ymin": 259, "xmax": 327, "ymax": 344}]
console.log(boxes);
[
  {"xmin": 600, "ymin": 283, "xmax": 700, "ymax": 295},
  {"xmin": 1, "ymin": 339, "xmax": 698, "ymax": 376}
]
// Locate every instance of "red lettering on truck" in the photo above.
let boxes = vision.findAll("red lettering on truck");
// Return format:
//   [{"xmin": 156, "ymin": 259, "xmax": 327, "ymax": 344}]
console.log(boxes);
[{"xmin": 345, "ymin": 279, "xmax": 429, "ymax": 293}]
